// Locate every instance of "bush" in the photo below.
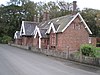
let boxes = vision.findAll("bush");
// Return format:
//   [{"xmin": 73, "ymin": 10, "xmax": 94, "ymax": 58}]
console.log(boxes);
[
  {"xmin": 2, "ymin": 35, "xmax": 12, "ymax": 44},
  {"xmin": 80, "ymin": 44, "xmax": 96, "ymax": 57}
]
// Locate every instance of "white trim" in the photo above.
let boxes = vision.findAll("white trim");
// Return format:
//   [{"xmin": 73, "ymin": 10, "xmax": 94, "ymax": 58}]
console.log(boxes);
[
  {"xmin": 34, "ymin": 26, "xmax": 42, "ymax": 48},
  {"xmin": 46, "ymin": 23, "xmax": 56, "ymax": 34},
  {"xmin": 78, "ymin": 13, "xmax": 92, "ymax": 34},
  {"xmin": 39, "ymin": 37, "xmax": 41, "ymax": 48},
  {"xmin": 57, "ymin": 25, "xmax": 60, "ymax": 32},
  {"xmin": 62, "ymin": 13, "xmax": 92, "ymax": 34},
  {"xmin": 20, "ymin": 21, "xmax": 26, "ymax": 36},
  {"xmin": 34, "ymin": 26, "xmax": 42, "ymax": 38},
  {"xmin": 14, "ymin": 31, "xmax": 19, "ymax": 39},
  {"xmin": 14, "ymin": 32, "xmax": 17, "ymax": 39}
]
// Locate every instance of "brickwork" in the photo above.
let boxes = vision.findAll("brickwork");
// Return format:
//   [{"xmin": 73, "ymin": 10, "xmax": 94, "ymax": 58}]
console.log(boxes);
[
  {"xmin": 33, "ymin": 38, "xmax": 39, "ymax": 48},
  {"xmin": 15, "ymin": 39, "xmax": 22, "ymax": 45},
  {"xmin": 57, "ymin": 16, "xmax": 90, "ymax": 51},
  {"xmin": 41, "ymin": 38, "xmax": 48, "ymax": 49},
  {"xmin": 91, "ymin": 37, "xmax": 96, "ymax": 46},
  {"xmin": 21, "ymin": 36, "xmax": 33, "ymax": 46}
]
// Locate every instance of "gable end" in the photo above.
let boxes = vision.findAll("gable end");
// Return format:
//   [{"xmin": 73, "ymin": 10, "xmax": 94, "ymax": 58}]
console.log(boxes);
[{"xmin": 62, "ymin": 13, "xmax": 92, "ymax": 34}]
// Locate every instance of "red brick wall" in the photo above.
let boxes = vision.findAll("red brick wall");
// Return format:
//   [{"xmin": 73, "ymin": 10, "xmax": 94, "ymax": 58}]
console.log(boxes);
[
  {"xmin": 15, "ymin": 39, "xmax": 22, "ymax": 45},
  {"xmin": 91, "ymin": 37, "xmax": 96, "ymax": 46},
  {"xmin": 57, "ymin": 16, "xmax": 90, "ymax": 51},
  {"xmin": 26, "ymin": 37, "xmax": 33, "ymax": 46},
  {"xmin": 22, "ymin": 36, "xmax": 27, "ymax": 45},
  {"xmin": 21, "ymin": 36, "xmax": 33, "ymax": 46},
  {"xmin": 41, "ymin": 38, "xmax": 48, "ymax": 49},
  {"xmin": 97, "ymin": 37, "xmax": 100, "ymax": 43},
  {"xmin": 33, "ymin": 38, "xmax": 39, "ymax": 48}
]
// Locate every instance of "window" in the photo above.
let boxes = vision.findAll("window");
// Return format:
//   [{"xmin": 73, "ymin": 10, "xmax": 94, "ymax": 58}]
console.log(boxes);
[
  {"xmin": 88, "ymin": 37, "xmax": 91, "ymax": 43},
  {"xmin": 51, "ymin": 33, "xmax": 56, "ymax": 46},
  {"xmin": 73, "ymin": 22, "xmax": 81, "ymax": 30}
]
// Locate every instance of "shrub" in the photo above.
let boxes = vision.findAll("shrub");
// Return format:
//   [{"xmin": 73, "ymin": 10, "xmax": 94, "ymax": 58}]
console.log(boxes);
[
  {"xmin": 2, "ymin": 35, "xmax": 12, "ymax": 44},
  {"xmin": 80, "ymin": 44, "xmax": 96, "ymax": 57}
]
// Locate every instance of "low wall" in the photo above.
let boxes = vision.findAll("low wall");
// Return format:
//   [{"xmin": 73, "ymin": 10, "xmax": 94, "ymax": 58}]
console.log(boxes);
[
  {"xmin": 10, "ymin": 44, "xmax": 100, "ymax": 66},
  {"xmin": 10, "ymin": 44, "xmax": 29, "ymax": 50},
  {"xmin": 69, "ymin": 53, "xmax": 100, "ymax": 66},
  {"xmin": 31, "ymin": 47, "xmax": 68, "ymax": 59}
]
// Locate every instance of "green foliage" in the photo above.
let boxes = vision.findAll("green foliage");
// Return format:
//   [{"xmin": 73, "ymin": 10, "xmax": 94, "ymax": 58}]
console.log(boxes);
[
  {"xmin": 0, "ymin": 0, "xmax": 73, "ymax": 39},
  {"xmin": 0, "ymin": 1, "xmax": 100, "ymax": 40},
  {"xmin": 95, "ymin": 47, "xmax": 100, "ymax": 58},
  {"xmin": 80, "ymin": 44, "xmax": 96, "ymax": 57},
  {"xmin": 1, "ymin": 35, "xmax": 12, "ymax": 44},
  {"xmin": 81, "ymin": 8, "xmax": 98, "ymax": 36}
]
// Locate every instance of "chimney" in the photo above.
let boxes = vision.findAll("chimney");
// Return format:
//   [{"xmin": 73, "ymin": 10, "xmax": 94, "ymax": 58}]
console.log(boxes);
[
  {"xmin": 43, "ymin": 10, "xmax": 50, "ymax": 21},
  {"xmin": 72, "ymin": 1, "xmax": 77, "ymax": 14},
  {"xmin": 34, "ymin": 15, "xmax": 37, "ymax": 22}
]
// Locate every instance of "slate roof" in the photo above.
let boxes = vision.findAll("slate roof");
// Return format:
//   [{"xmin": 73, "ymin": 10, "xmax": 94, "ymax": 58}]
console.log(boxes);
[
  {"xmin": 23, "ymin": 21, "xmax": 39, "ymax": 36},
  {"xmin": 40, "ymin": 29, "xmax": 48, "ymax": 38},
  {"xmin": 37, "ymin": 13, "xmax": 92, "ymax": 34},
  {"xmin": 14, "ymin": 31, "xmax": 20, "ymax": 39},
  {"xmin": 20, "ymin": 13, "xmax": 92, "ymax": 38},
  {"xmin": 37, "ymin": 14, "xmax": 74, "ymax": 33}
]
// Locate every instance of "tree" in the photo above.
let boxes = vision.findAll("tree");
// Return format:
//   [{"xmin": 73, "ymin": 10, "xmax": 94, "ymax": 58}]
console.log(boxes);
[{"xmin": 81, "ymin": 8, "xmax": 99, "ymax": 36}]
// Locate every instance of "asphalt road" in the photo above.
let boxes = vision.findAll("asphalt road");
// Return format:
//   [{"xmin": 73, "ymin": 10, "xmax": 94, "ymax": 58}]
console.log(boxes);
[{"xmin": 0, "ymin": 44, "xmax": 99, "ymax": 75}]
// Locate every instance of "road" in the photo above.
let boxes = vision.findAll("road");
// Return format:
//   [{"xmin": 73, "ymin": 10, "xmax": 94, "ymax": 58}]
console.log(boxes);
[{"xmin": 0, "ymin": 44, "xmax": 99, "ymax": 75}]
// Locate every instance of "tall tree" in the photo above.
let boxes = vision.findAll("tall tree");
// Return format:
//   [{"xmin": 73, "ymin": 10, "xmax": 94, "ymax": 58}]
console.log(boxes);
[{"xmin": 81, "ymin": 8, "xmax": 99, "ymax": 36}]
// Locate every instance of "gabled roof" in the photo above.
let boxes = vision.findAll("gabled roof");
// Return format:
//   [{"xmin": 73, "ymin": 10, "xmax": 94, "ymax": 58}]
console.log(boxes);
[
  {"xmin": 62, "ymin": 13, "xmax": 92, "ymax": 34},
  {"xmin": 34, "ymin": 26, "xmax": 48, "ymax": 38},
  {"xmin": 36, "ymin": 14, "xmax": 74, "ymax": 34},
  {"xmin": 14, "ymin": 31, "xmax": 20, "ymax": 39},
  {"xmin": 36, "ymin": 14, "xmax": 73, "ymax": 34},
  {"xmin": 40, "ymin": 29, "xmax": 48, "ymax": 38},
  {"xmin": 20, "ymin": 21, "xmax": 39, "ymax": 36},
  {"xmin": 45, "ymin": 13, "xmax": 92, "ymax": 34},
  {"xmin": 46, "ymin": 23, "xmax": 56, "ymax": 34},
  {"xmin": 20, "ymin": 12, "xmax": 92, "ymax": 38}
]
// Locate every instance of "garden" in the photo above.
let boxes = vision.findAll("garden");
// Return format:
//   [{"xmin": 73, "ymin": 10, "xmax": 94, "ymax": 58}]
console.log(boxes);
[{"xmin": 69, "ymin": 44, "xmax": 100, "ymax": 66}]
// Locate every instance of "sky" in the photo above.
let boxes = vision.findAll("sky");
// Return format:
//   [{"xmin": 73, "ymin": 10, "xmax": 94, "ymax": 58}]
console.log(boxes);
[{"xmin": 0, "ymin": 0, "xmax": 100, "ymax": 10}]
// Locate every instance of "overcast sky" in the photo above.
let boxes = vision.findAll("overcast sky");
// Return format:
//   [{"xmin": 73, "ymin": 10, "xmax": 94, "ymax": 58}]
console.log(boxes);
[{"xmin": 0, "ymin": 0, "xmax": 100, "ymax": 10}]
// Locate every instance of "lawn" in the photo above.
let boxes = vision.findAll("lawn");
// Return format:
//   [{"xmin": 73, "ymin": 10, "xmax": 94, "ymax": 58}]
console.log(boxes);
[
  {"xmin": 96, "ymin": 47, "xmax": 100, "ymax": 50},
  {"xmin": 95, "ymin": 47, "xmax": 100, "ymax": 58}
]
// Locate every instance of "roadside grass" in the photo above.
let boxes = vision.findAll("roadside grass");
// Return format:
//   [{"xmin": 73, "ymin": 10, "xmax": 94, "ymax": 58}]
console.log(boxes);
[
  {"xmin": 95, "ymin": 47, "xmax": 100, "ymax": 58},
  {"xmin": 73, "ymin": 47, "xmax": 100, "ymax": 58},
  {"xmin": 95, "ymin": 47, "xmax": 100, "ymax": 51}
]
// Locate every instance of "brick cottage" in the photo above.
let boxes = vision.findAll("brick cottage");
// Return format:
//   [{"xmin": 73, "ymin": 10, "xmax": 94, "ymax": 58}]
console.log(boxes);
[
  {"xmin": 34, "ymin": 13, "xmax": 96, "ymax": 51},
  {"xmin": 14, "ymin": 1, "xmax": 96, "ymax": 52},
  {"xmin": 20, "ymin": 21, "xmax": 39, "ymax": 46}
]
